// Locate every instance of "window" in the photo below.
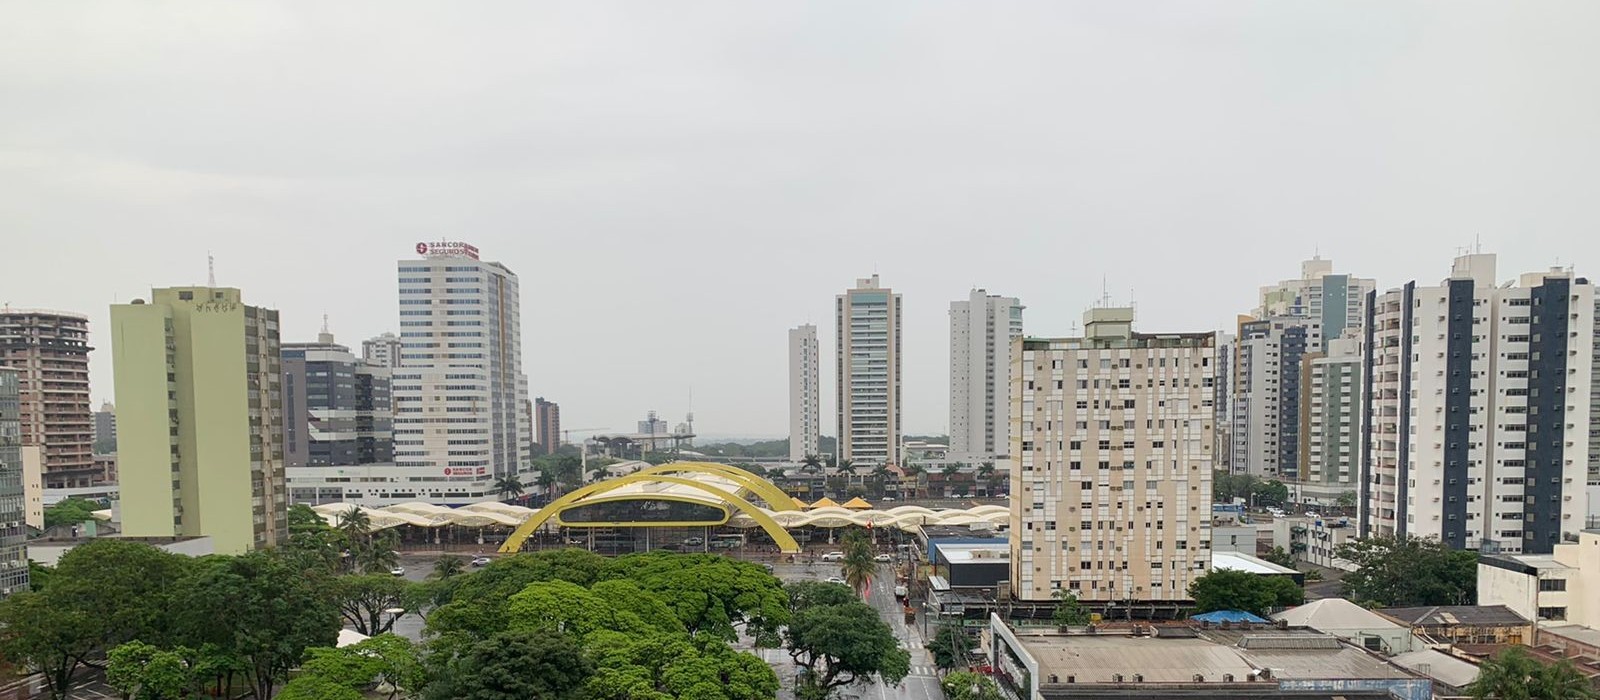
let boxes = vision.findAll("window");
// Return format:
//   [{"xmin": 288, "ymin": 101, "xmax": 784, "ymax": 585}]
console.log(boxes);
[
  {"xmin": 1538, "ymin": 606, "xmax": 1568, "ymax": 621},
  {"xmin": 1539, "ymin": 579, "xmax": 1567, "ymax": 592}
]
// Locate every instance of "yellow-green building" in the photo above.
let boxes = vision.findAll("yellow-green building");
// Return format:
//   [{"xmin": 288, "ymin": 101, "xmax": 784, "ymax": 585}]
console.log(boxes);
[{"xmin": 111, "ymin": 287, "xmax": 286, "ymax": 554}]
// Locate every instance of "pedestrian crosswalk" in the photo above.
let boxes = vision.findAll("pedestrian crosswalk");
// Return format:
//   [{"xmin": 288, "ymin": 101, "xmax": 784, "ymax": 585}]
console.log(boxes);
[
  {"xmin": 909, "ymin": 664, "xmax": 938, "ymax": 677},
  {"xmin": 904, "ymin": 639, "xmax": 922, "ymax": 650}
]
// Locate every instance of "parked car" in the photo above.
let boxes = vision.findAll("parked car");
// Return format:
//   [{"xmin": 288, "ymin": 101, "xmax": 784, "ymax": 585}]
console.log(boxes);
[
  {"xmin": 894, "ymin": 584, "xmax": 908, "ymax": 599},
  {"xmin": 389, "ymin": 565, "xmax": 406, "ymax": 577},
  {"xmin": 470, "ymin": 556, "xmax": 492, "ymax": 567},
  {"xmin": 684, "ymin": 536, "xmax": 705, "ymax": 546},
  {"xmin": 826, "ymin": 576, "xmax": 847, "ymax": 584},
  {"xmin": 762, "ymin": 563, "xmax": 775, "ymax": 574},
  {"xmin": 874, "ymin": 553, "xmax": 893, "ymax": 562},
  {"xmin": 820, "ymin": 551, "xmax": 845, "ymax": 561}
]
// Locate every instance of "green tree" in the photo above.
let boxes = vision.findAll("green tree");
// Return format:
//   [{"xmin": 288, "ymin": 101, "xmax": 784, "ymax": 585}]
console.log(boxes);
[
  {"xmin": 286, "ymin": 634, "xmax": 424, "ymax": 700},
  {"xmin": 585, "ymin": 630, "xmax": 778, "ymax": 700},
  {"xmin": 1468, "ymin": 646, "xmax": 1599, "ymax": 700},
  {"xmin": 43, "ymin": 498, "xmax": 103, "ymax": 528},
  {"xmin": 1252, "ymin": 480, "xmax": 1290, "ymax": 508},
  {"xmin": 1188, "ymin": 569, "xmax": 1303, "ymax": 616},
  {"xmin": 177, "ymin": 551, "xmax": 340, "ymax": 700},
  {"xmin": 0, "ymin": 591, "xmax": 97, "ymax": 699},
  {"xmin": 931, "ymin": 625, "xmax": 974, "ymax": 671},
  {"xmin": 1051, "ymin": 590, "xmax": 1091, "ymax": 627},
  {"xmin": 426, "ymin": 629, "xmax": 592, "ymax": 700},
  {"xmin": 840, "ymin": 530, "xmax": 877, "ymax": 598},
  {"xmin": 599, "ymin": 552, "xmax": 789, "ymax": 646},
  {"xmin": 285, "ymin": 504, "xmax": 346, "ymax": 573},
  {"xmin": 106, "ymin": 640, "xmax": 194, "ymax": 700},
  {"xmin": 1335, "ymin": 536, "xmax": 1477, "ymax": 607},
  {"xmin": 493, "ymin": 475, "xmax": 525, "ymax": 501},
  {"xmin": 783, "ymin": 581, "xmax": 909, "ymax": 696},
  {"xmin": 331, "ymin": 574, "xmax": 419, "ymax": 636},
  {"xmin": 276, "ymin": 675, "xmax": 364, "ymax": 700},
  {"xmin": 431, "ymin": 555, "xmax": 466, "ymax": 581},
  {"xmin": 1336, "ymin": 491, "xmax": 1358, "ymax": 509},
  {"xmin": 941, "ymin": 672, "xmax": 1003, "ymax": 700}
]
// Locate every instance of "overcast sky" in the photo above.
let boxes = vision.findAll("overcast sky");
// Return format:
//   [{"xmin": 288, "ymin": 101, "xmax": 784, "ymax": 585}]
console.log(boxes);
[{"xmin": 4, "ymin": 2, "xmax": 1598, "ymax": 438}]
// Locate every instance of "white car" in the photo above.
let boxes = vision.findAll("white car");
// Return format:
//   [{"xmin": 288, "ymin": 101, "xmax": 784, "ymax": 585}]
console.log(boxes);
[
  {"xmin": 1304, "ymin": 511, "xmax": 1321, "ymax": 520},
  {"xmin": 389, "ymin": 566, "xmax": 406, "ymax": 577},
  {"xmin": 894, "ymin": 585, "xmax": 909, "ymax": 599},
  {"xmin": 820, "ymin": 551, "xmax": 845, "ymax": 561},
  {"xmin": 826, "ymin": 576, "xmax": 847, "ymax": 584},
  {"xmin": 470, "ymin": 556, "xmax": 492, "ymax": 567},
  {"xmin": 874, "ymin": 554, "xmax": 893, "ymax": 562}
]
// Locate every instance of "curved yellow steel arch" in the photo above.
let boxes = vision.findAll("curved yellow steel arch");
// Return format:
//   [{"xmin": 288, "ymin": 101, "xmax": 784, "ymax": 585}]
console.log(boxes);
[
  {"xmin": 636, "ymin": 462, "xmax": 799, "ymax": 512},
  {"xmin": 498, "ymin": 473, "xmax": 801, "ymax": 554}
]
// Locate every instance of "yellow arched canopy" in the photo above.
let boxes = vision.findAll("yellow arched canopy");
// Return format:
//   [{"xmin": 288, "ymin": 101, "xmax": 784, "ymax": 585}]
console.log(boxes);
[
  {"xmin": 499, "ymin": 471, "xmax": 801, "ymax": 554},
  {"xmin": 632, "ymin": 462, "xmax": 799, "ymax": 512}
]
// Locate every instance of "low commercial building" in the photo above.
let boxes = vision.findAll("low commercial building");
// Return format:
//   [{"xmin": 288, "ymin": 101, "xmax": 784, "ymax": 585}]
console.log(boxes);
[
  {"xmin": 1271, "ymin": 598, "xmax": 1423, "ymax": 656},
  {"xmin": 1210, "ymin": 550, "xmax": 1304, "ymax": 587},
  {"xmin": 1375, "ymin": 605, "xmax": 1532, "ymax": 646},
  {"xmin": 987, "ymin": 615, "xmax": 1430, "ymax": 700},
  {"xmin": 1272, "ymin": 515, "xmax": 1358, "ymax": 572},
  {"xmin": 26, "ymin": 535, "xmax": 213, "ymax": 567},
  {"xmin": 1478, "ymin": 529, "xmax": 1600, "ymax": 626}
]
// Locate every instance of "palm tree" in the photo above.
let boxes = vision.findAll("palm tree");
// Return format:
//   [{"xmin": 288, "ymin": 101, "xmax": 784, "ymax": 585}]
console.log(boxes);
[
  {"xmin": 336, "ymin": 507, "xmax": 371, "ymax": 539},
  {"xmin": 494, "ymin": 475, "xmax": 525, "ymax": 502},
  {"xmin": 352, "ymin": 530, "xmax": 400, "ymax": 574},
  {"xmin": 1469, "ymin": 646, "xmax": 1598, "ymax": 700},
  {"xmin": 534, "ymin": 470, "xmax": 557, "ymax": 502},
  {"xmin": 802, "ymin": 454, "xmax": 823, "ymax": 470},
  {"xmin": 431, "ymin": 555, "xmax": 466, "ymax": 580},
  {"xmin": 840, "ymin": 530, "xmax": 877, "ymax": 598}
]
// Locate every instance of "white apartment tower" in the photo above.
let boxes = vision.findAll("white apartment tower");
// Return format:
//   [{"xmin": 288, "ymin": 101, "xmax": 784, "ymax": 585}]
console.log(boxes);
[
  {"xmin": 836, "ymin": 275, "xmax": 902, "ymax": 465},
  {"xmin": 1361, "ymin": 253, "xmax": 1593, "ymax": 555},
  {"xmin": 1010, "ymin": 306, "xmax": 1216, "ymax": 605},
  {"xmin": 1299, "ymin": 334, "xmax": 1363, "ymax": 503},
  {"xmin": 1230, "ymin": 317, "xmax": 1322, "ymax": 480},
  {"xmin": 949, "ymin": 290, "xmax": 1024, "ymax": 462},
  {"xmin": 1257, "ymin": 257, "xmax": 1376, "ymax": 347},
  {"xmin": 789, "ymin": 324, "xmax": 821, "ymax": 461},
  {"xmin": 362, "ymin": 332, "xmax": 404, "ymax": 370},
  {"xmin": 392, "ymin": 242, "xmax": 531, "ymax": 500}
]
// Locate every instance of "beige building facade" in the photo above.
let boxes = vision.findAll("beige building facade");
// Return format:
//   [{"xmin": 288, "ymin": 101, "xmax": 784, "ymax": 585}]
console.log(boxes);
[
  {"xmin": 1010, "ymin": 306, "xmax": 1216, "ymax": 604},
  {"xmin": 111, "ymin": 287, "xmax": 286, "ymax": 554}
]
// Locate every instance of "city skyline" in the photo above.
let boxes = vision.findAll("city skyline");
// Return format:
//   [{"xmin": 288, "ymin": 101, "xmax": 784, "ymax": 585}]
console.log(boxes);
[{"xmin": 5, "ymin": 3, "xmax": 1600, "ymax": 436}]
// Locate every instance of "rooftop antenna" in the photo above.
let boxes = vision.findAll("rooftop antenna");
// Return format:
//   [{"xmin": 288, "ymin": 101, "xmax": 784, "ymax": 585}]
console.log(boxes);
[{"xmin": 207, "ymin": 252, "xmax": 216, "ymax": 287}]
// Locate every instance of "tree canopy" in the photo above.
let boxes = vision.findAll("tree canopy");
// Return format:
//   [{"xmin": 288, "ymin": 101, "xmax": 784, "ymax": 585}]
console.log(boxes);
[
  {"xmin": 1335, "ymin": 536, "xmax": 1477, "ymax": 607},
  {"xmin": 1468, "ymin": 646, "xmax": 1598, "ymax": 700},
  {"xmin": 783, "ymin": 580, "xmax": 909, "ymax": 697},
  {"xmin": 1188, "ymin": 569, "xmax": 1303, "ymax": 616}
]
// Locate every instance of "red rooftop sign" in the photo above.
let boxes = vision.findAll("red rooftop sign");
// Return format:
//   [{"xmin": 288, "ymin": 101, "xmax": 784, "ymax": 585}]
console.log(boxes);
[{"xmin": 416, "ymin": 241, "xmax": 480, "ymax": 260}]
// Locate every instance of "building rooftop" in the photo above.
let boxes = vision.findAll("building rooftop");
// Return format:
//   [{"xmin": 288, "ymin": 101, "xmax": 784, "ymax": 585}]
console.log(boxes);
[
  {"xmin": 941, "ymin": 544, "xmax": 1010, "ymax": 564},
  {"xmin": 1540, "ymin": 624, "xmax": 1600, "ymax": 648},
  {"xmin": 1211, "ymin": 550, "xmax": 1299, "ymax": 576},
  {"xmin": 1479, "ymin": 552, "xmax": 1573, "ymax": 575},
  {"xmin": 1389, "ymin": 649, "xmax": 1480, "ymax": 690},
  {"xmin": 1377, "ymin": 605, "xmax": 1530, "ymax": 627},
  {"xmin": 1272, "ymin": 598, "xmax": 1408, "ymax": 632}
]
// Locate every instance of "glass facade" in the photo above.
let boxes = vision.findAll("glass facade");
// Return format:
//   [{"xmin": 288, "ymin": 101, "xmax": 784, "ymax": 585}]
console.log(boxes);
[{"xmin": 0, "ymin": 368, "xmax": 32, "ymax": 596}]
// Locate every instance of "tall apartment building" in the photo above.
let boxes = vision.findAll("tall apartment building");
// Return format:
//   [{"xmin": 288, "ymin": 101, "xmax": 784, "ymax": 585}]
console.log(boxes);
[
  {"xmin": 281, "ymin": 329, "xmax": 394, "ymax": 503},
  {"xmin": 362, "ymin": 332, "xmax": 404, "ymax": 370},
  {"xmin": 836, "ymin": 275, "xmax": 902, "ymax": 465},
  {"xmin": 1591, "ymin": 295, "xmax": 1600, "ymax": 488},
  {"xmin": 0, "ymin": 309, "xmax": 97, "ymax": 488},
  {"xmin": 788, "ymin": 324, "xmax": 820, "ymax": 461},
  {"xmin": 94, "ymin": 401, "xmax": 116, "ymax": 450},
  {"xmin": 535, "ymin": 397, "xmax": 560, "ymax": 455},
  {"xmin": 1298, "ymin": 335, "xmax": 1362, "ymax": 503},
  {"xmin": 1361, "ymin": 254, "xmax": 1593, "ymax": 555},
  {"xmin": 392, "ymin": 243, "xmax": 531, "ymax": 500},
  {"xmin": 1230, "ymin": 317, "xmax": 1322, "ymax": 479},
  {"xmin": 949, "ymin": 290, "xmax": 1024, "ymax": 462},
  {"xmin": 111, "ymin": 287, "xmax": 287, "ymax": 554},
  {"xmin": 1213, "ymin": 332, "xmax": 1237, "ymax": 471},
  {"xmin": 0, "ymin": 368, "xmax": 30, "ymax": 597},
  {"xmin": 1257, "ymin": 257, "xmax": 1375, "ymax": 346},
  {"xmin": 1009, "ymin": 306, "xmax": 1216, "ymax": 605}
]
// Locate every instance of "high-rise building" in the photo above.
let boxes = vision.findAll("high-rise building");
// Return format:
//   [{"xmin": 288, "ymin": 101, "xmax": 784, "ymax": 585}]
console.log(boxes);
[
  {"xmin": 1009, "ymin": 306, "xmax": 1216, "ymax": 604},
  {"xmin": 1230, "ymin": 317, "xmax": 1322, "ymax": 480},
  {"xmin": 0, "ymin": 309, "xmax": 96, "ymax": 488},
  {"xmin": 1298, "ymin": 334, "xmax": 1362, "ymax": 503},
  {"xmin": 362, "ymin": 332, "xmax": 404, "ymax": 370},
  {"xmin": 1213, "ymin": 332, "xmax": 1237, "ymax": 471},
  {"xmin": 0, "ymin": 367, "xmax": 31, "ymax": 597},
  {"xmin": 788, "ymin": 324, "xmax": 820, "ymax": 461},
  {"xmin": 93, "ymin": 401, "xmax": 116, "ymax": 451},
  {"xmin": 535, "ymin": 397, "xmax": 560, "ymax": 455},
  {"xmin": 836, "ymin": 275, "xmax": 902, "ymax": 465},
  {"xmin": 281, "ymin": 328, "xmax": 394, "ymax": 505},
  {"xmin": 1590, "ymin": 295, "xmax": 1600, "ymax": 488},
  {"xmin": 1256, "ymin": 257, "xmax": 1376, "ymax": 346},
  {"xmin": 111, "ymin": 287, "xmax": 287, "ymax": 554},
  {"xmin": 1361, "ymin": 254, "xmax": 1593, "ymax": 555},
  {"xmin": 392, "ymin": 242, "xmax": 530, "ymax": 497},
  {"xmin": 949, "ymin": 290, "xmax": 1024, "ymax": 462}
]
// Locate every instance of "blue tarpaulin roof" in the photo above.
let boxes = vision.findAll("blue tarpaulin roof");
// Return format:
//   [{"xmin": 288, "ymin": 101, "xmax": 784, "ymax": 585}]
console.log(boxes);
[{"xmin": 1191, "ymin": 610, "xmax": 1268, "ymax": 624}]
